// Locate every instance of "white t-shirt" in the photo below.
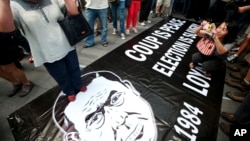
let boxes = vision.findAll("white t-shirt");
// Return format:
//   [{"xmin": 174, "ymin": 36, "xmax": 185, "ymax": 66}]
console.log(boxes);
[
  {"xmin": 85, "ymin": 0, "xmax": 109, "ymax": 9},
  {"xmin": 11, "ymin": 0, "xmax": 74, "ymax": 67}
]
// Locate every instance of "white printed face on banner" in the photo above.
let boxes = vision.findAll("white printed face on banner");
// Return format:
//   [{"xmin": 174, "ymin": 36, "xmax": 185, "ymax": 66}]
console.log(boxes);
[{"xmin": 62, "ymin": 72, "xmax": 157, "ymax": 141}]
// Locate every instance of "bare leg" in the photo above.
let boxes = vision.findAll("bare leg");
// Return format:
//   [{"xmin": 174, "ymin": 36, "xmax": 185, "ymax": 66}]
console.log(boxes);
[
  {"xmin": 155, "ymin": 6, "xmax": 160, "ymax": 14},
  {"xmin": 160, "ymin": 6, "xmax": 166, "ymax": 14},
  {"xmin": 1, "ymin": 63, "xmax": 30, "ymax": 85},
  {"xmin": 0, "ymin": 66, "xmax": 20, "ymax": 85}
]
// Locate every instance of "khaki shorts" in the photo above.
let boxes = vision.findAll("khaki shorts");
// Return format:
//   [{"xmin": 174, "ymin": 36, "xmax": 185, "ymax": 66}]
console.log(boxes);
[{"xmin": 156, "ymin": 0, "xmax": 171, "ymax": 7}]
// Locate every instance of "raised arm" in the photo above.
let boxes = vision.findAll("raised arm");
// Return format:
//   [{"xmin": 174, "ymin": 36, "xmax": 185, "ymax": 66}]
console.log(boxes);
[
  {"xmin": 194, "ymin": 20, "xmax": 216, "ymax": 38},
  {"xmin": 64, "ymin": 0, "xmax": 79, "ymax": 15},
  {"xmin": 238, "ymin": 5, "xmax": 250, "ymax": 13},
  {"xmin": 0, "ymin": 0, "xmax": 15, "ymax": 32}
]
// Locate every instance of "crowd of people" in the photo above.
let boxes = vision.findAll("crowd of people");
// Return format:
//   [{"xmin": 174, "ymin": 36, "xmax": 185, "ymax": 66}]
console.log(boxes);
[
  {"xmin": 0, "ymin": 0, "xmax": 173, "ymax": 101},
  {"xmin": 0, "ymin": 0, "xmax": 250, "ymax": 139}
]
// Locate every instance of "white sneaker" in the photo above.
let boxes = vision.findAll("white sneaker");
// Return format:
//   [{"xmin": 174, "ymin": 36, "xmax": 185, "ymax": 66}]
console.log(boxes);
[
  {"xmin": 139, "ymin": 22, "xmax": 146, "ymax": 26},
  {"xmin": 226, "ymin": 54, "xmax": 238, "ymax": 62},
  {"xmin": 121, "ymin": 33, "xmax": 125, "ymax": 39},
  {"xmin": 146, "ymin": 20, "xmax": 151, "ymax": 24},
  {"xmin": 112, "ymin": 28, "xmax": 117, "ymax": 34}
]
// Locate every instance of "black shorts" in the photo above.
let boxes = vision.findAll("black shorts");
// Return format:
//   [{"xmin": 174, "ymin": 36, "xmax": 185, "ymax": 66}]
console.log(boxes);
[{"xmin": 0, "ymin": 29, "xmax": 22, "ymax": 65}]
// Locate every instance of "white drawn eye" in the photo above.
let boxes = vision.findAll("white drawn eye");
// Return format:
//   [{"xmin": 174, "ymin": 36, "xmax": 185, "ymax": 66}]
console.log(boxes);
[
  {"xmin": 110, "ymin": 92, "xmax": 124, "ymax": 106},
  {"xmin": 86, "ymin": 112, "xmax": 104, "ymax": 129}
]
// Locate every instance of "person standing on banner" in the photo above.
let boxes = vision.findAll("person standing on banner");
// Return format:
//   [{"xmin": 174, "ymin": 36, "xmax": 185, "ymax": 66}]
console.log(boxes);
[
  {"xmin": 138, "ymin": 0, "xmax": 153, "ymax": 26},
  {"xmin": 126, "ymin": 0, "xmax": 141, "ymax": 35},
  {"xmin": 5, "ymin": 0, "xmax": 87, "ymax": 102},
  {"xmin": 0, "ymin": 0, "xmax": 34, "ymax": 97},
  {"xmin": 109, "ymin": 0, "xmax": 126, "ymax": 40},
  {"xmin": 189, "ymin": 20, "xmax": 238, "ymax": 77},
  {"xmin": 84, "ymin": 0, "xmax": 109, "ymax": 48}
]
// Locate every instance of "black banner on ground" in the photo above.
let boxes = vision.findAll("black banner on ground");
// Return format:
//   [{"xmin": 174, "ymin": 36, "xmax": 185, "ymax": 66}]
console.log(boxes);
[{"xmin": 7, "ymin": 17, "xmax": 225, "ymax": 141}]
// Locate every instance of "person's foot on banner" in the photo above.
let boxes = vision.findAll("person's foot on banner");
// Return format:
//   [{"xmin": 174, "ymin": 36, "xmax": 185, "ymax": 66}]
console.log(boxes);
[
  {"xmin": 67, "ymin": 94, "xmax": 76, "ymax": 102},
  {"xmin": 29, "ymin": 55, "xmax": 34, "ymax": 63},
  {"xmin": 80, "ymin": 85, "xmax": 87, "ymax": 92}
]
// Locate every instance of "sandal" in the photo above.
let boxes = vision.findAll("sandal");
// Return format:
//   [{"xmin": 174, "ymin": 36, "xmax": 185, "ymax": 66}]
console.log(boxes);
[
  {"xmin": 132, "ymin": 28, "xmax": 138, "ymax": 33},
  {"xmin": 189, "ymin": 62, "xmax": 195, "ymax": 69},
  {"xmin": 18, "ymin": 81, "xmax": 34, "ymax": 97},
  {"xmin": 102, "ymin": 42, "xmax": 108, "ymax": 47}
]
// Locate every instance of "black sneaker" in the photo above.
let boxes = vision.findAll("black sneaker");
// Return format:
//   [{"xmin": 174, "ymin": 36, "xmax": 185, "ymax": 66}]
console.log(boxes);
[
  {"xmin": 18, "ymin": 81, "xmax": 34, "ymax": 97},
  {"xmin": 226, "ymin": 63, "xmax": 240, "ymax": 72},
  {"xmin": 226, "ymin": 91, "xmax": 248, "ymax": 102},
  {"xmin": 7, "ymin": 84, "xmax": 22, "ymax": 97},
  {"xmin": 230, "ymin": 71, "xmax": 245, "ymax": 80},
  {"xmin": 225, "ymin": 79, "xmax": 250, "ymax": 91}
]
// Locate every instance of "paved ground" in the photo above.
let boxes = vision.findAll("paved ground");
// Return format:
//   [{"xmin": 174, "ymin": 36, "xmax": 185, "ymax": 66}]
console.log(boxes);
[{"xmin": 0, "ymin": 13, "xmax": 241, "ymax": 141}]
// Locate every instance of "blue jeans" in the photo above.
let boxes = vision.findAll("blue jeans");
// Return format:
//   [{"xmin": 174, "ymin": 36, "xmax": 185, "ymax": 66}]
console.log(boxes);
[
  {"xmin": 85, "ymin": 8, "xmax": 108, "ymax": 46},
  {"xmin": 44, "ymin": 50, "xmax": 82, "ymax": 95},
  {"xmin": 192, "ymin": 52, "xmax": 225, "ymax": 72},
  {"xmin": 150, "ymin": 0, "xmax": 156, "ymax": 12},
  {"xmin": 110, "ymin": 1, "xmax": 126, "ymax": 34}
]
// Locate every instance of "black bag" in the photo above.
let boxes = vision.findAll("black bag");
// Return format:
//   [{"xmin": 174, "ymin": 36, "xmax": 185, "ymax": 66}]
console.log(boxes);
[{"xmin": 58, "ymin": 13, "xmax": 93, "ymax": 46}]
